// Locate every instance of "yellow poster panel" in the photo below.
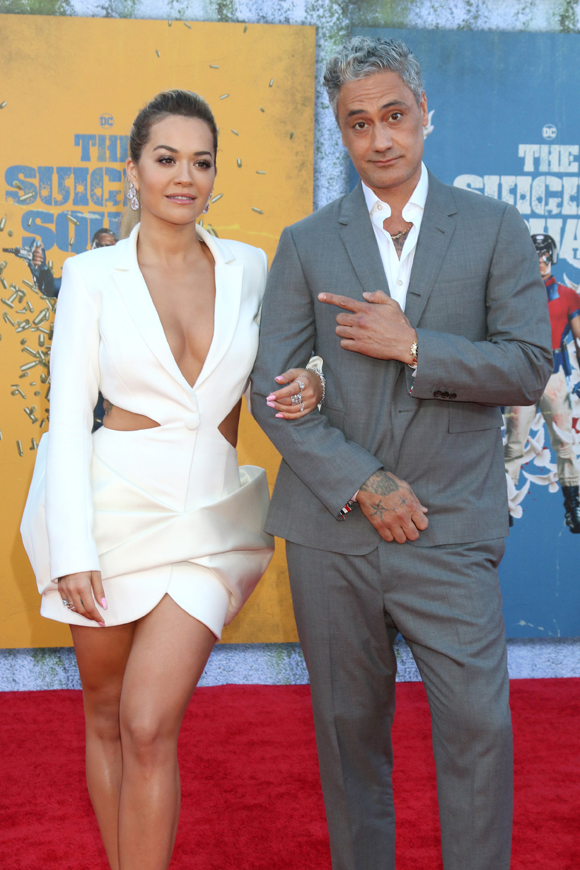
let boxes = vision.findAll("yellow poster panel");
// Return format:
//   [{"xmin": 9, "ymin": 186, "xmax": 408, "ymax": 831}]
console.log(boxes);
[{"xmin": 0, "ymin": 15, "xmax": 315, "ymax": 648}]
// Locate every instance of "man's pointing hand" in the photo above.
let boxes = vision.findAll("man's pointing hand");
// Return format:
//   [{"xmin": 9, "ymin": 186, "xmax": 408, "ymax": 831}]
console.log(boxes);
[{"xmin": 318, "ymin": 290, "xmax": 417, "ymax": 364}]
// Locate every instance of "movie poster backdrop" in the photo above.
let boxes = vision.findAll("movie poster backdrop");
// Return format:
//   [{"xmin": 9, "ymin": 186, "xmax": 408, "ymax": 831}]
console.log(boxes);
[
  {"xmin": 0, "ymin": 15, "xmax": 315, "ymax": 649},
  {"xmin": 353, "ymin": 28, "xmax": 580, "ymax": 638}
]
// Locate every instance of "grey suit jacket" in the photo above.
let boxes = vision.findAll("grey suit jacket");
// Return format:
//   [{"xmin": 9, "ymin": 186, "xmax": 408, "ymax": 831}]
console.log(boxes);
[{"xmin": 251, "ymin": 171, "xmax": 553, "ymax": 553}]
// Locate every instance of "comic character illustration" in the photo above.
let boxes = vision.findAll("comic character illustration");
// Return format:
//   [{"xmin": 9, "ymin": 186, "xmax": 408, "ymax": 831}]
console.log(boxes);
[
  {"xmin": 4, "ymin": 227, "xmax": 118, "ymax": 298},
  {"xmin": 28, "ymin": 227, "xmax": 118, "ymax": 298},
  {"xmin": 2, "ymin": 237, "xmax": 45, "ymax": 283},
  {"xmin": 504, "ymin": 233, "xmax": 580, "ymax": 533},
  {"xmin": 4, "ymin": 228, "xmax": 118, "ymax": 430}
]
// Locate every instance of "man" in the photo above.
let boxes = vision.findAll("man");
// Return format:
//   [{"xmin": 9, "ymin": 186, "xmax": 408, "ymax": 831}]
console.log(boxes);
[
  {"xmin": 90, "ymin": 227, "xmax": 118, "ymax": 249},
  {"xmin": 31, "ymin": 226, "xmax": 118, "ymax": 297},
  {"xmin": 29, "ymin": 228, "xmax": 118, "ymax": 430},
  {"xmin": 504, "ymin": 232, "xmax": 580, "ymax": 532},
  {"xmin": 252, "ymin": 37, "xmax": 552, "ymax": 870}
]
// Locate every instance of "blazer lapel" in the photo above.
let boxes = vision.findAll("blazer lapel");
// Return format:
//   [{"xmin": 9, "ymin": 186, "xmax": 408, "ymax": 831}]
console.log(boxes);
[
  {"xmin": 339, "ymin": 183, "xmax": 391, "ymax": 299},
  {"xmin": 113, "ymin": 226, "xmax": 195, "ymax": 394},
  {"xmin": 112, "ymin": 224, "xmax": 242, "ymax": 395},
  {"xmin": 404, "ymin": 172, "xmax": 458, "ymax": 327},
  {"xmin": 194, "ymin": 226, "xmax": 243, "ymax": 392}
]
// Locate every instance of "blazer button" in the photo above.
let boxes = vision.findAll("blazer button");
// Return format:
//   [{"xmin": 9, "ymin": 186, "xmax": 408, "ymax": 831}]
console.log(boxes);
[
  {"xmin": 185, "ymin": 412, "xmax": 200, "ymax": 430},
  {"xmin": 449, "ymin": 392, "xmax": 457, "ymax": 399},
  {"xmin": 434, "ymin": 390, "xmax": 442, "ymax": 398},
  {"xmin": 441, "ymin": 391, "xmax": 450, "ymax": 399}
]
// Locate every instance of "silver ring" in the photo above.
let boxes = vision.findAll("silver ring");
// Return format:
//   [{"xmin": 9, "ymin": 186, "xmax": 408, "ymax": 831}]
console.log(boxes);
[
  {"xmin": 300, "ymin": 403, "xmax": 305, "ymax": 412},
  {"xmin": 297, "ymin": 380, "xmax": 306, "ymax": 391},
  {"xmin": 291, "ymin": 393, "xmax": 302, "ymax": 406},
  {"xmin": 62, "ymin": 598, "xmax": 71, "ymax": 608}
]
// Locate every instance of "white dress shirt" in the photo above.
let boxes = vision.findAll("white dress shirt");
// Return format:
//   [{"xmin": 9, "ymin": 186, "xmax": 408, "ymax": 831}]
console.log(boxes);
[
  {"xmin": 362, "ymin": 162, "xmax": 429, "ymax": 312},
  {"xmin": 350, "ymin": 164, "xmax": 429, "ymax": 505}
]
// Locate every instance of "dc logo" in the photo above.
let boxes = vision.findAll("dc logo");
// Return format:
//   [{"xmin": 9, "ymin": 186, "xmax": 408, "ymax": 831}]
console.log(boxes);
[
  {"xmin": 100, "ymin": 114, "xmax": 114, "ymax": 127},
  {"xmin": 542, "ymin": 124, "xmax": 557, "ymax": 140}
]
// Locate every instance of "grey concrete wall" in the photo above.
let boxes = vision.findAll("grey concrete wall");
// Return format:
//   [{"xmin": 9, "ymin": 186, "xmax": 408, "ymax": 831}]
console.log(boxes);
[
  {"xmin": 1, "ymin": 637, "xmax": 579, "ymax": 690},
  {"xmin": 2, "ymin": 0, "xmax": 580, "ymax": 687}
]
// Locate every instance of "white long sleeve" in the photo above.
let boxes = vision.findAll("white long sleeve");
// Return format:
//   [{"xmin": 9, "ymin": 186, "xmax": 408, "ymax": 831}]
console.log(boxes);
[{"xmin": 45, "ymin": 256, "xmax": 101, "ymax": 580}]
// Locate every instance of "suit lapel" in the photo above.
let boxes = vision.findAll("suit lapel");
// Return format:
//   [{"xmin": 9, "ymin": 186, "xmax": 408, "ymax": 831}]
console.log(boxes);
[
  {"xmin": 404, "ymin": 172, "xmax": 458, "ymax": 327},
  {"xmin": 112, "ymin": 224, "xmax": 242, "ymax": 395},
  {"xmin": 339, "ymin": 183, "xmax": 391, "ymax": 299},
  {"xmin": 113, "ymin": 227, "xmax": 195, "ymax": 393},
  {"xmin": 194, "ymin": 227, "xmax": 243, "ymax": 391}
]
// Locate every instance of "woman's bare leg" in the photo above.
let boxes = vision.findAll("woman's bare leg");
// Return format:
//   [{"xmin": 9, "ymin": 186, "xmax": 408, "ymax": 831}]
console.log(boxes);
[
  {"xmin": 71, "ymin": 623, "xmax": 136, "ymax": 870},
  {"xmin": 118, "ymin": 594, "xmax": 216, "ymax": 870}
]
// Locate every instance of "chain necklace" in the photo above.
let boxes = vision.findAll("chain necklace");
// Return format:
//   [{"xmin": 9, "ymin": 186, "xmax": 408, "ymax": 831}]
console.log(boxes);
[{"xmin": 389, "ymin": 224, "xmax": 413, "ymax": 241}]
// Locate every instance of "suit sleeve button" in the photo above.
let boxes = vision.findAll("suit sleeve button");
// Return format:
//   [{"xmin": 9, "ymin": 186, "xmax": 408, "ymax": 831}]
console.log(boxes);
[
  {"xmin": 434, "ymin": 390, "xmax": 442, "ymax": 398},
  {"xmin": 441, "ymin": 391, "xmax": 449, "ymax": 399},
  {"xmin": 449, "ymin": 392, "xmax": 457, "ymax": 399}
]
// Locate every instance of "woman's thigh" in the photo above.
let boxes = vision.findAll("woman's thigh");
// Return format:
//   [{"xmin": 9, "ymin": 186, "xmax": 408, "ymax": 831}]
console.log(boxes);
[
  {"xmin": 119, "ymin": 594, "xmax": 216, "ymax": 741},
  {"xmin": 72, "ymin": 623, "xmax": 136, "ymax": 717}
]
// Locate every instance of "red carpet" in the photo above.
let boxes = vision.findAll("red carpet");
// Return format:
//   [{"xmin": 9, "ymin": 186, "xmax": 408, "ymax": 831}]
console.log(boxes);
[{"xmin": 0, "ymin": 679, "xmax": 578, "ymax": 869}]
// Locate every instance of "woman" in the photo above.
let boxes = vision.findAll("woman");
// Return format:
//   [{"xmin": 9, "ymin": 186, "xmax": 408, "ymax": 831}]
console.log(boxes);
[{"xmin": 21, "ymin": 90, "xmax": 322, "ymax": 870}]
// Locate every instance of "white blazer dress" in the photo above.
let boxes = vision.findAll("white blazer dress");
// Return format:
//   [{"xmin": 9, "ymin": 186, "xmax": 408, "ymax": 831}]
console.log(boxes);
[{"xmin": 21, "ymin": 224, "xmax": 274, "ymax": 638}]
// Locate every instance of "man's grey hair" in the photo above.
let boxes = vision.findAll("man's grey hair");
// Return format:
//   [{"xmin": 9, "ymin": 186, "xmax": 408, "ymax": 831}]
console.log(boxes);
[{"xmin": 323, "ymin": 36, "xmax": 423, "ymax": 120}]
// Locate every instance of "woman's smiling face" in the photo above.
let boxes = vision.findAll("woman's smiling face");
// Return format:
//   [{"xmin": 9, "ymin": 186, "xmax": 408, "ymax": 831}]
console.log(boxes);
[{"xmin": 126, "ymin": 114, "xmax": 217, "ymax": 226}]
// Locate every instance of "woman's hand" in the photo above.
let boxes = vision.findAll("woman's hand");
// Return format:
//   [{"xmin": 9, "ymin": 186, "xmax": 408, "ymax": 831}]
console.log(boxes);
[
  {"xmin": 55, "ymin": 571, "xmax": 107, "ymax": 626},
  {"xmin": 266, "ymin": 368, "xmax": 323, "ymax": 419}
]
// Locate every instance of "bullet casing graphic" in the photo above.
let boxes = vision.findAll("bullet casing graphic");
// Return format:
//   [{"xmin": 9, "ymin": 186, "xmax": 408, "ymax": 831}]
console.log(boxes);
[{"xmin": 33, "ymin": 309, "xmax": 51, "ymax": 325}]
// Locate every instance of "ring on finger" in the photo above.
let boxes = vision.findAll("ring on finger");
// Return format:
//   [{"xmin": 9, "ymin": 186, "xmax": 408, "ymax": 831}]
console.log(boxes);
[
  {"xmin": 300, "ymin": 403, "xmax": 305, "ymax": 412},
  {"xmin": 297, "ymin": 380, "xmax": 306, "ymax": 391},
  {"xmin": 62, "ymin": 598, "xmax": 70, "ymax": 608},
  {"xmin": 291, "ymin": 393, "xmax": 303, "ymax": 406}
]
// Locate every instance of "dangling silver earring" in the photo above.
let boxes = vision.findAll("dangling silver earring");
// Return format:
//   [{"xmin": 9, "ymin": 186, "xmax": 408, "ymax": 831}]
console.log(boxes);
[
  {"xmin": 127, "ymin": 181, "xmax": 140, "ymax": 211},
  {"xmin": 203, "ymin": 190, "xmax": 214, "ymax": 214}
]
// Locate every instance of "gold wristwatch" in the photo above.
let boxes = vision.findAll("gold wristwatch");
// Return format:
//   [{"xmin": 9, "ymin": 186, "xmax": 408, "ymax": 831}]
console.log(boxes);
[{"xmin": 409, "ymin": 339, "xmax": 418, "ymax": 368}]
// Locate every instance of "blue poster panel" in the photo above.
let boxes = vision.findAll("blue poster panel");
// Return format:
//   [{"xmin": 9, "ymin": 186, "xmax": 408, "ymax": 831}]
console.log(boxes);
[{"xmin": 354, "ymin": 28, "xmax": 580, "ymax": 638}]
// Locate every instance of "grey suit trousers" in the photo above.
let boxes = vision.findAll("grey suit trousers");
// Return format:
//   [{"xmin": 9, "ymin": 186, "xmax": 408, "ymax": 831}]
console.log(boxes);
[{"xmin": 286, "ymin": 537, "xmax": 513, "ymax": 870}]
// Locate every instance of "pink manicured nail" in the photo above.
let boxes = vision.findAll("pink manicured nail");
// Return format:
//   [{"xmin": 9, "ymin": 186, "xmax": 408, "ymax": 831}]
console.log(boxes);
[
  {"xmin": 275, "ymin": 376, "xmax": 285, "ymax": 382},
  {"xmin": 98, "ymin": 622, "xmax": 106, "ymax": 627},
  {"xmin": 101, "ymin": 597, "xmax": 108, "ymax": 610},
  {"xmin": 275, "ymin": 413, "xmax": 284, "ymax": 418},
  {"xmin": 266, "ymin": 394, "xmax": 277, "ymax": 400},
  {"xmin": 266, "ymin": 401, "xmax": 276, "ymax": 408}
]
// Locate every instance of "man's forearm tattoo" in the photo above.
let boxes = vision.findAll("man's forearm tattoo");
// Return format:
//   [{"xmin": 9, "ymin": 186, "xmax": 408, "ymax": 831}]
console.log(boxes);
[{"xmin": 359, "ymin": 470, "xmax": 401, "ymax": 497}]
